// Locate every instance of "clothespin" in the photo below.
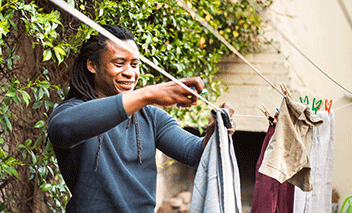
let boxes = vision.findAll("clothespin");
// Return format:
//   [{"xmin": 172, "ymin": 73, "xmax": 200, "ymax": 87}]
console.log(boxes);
[
  {"xmin": 258, "ymin": 104, "xmax": 277, "ymax": 125},
  {"xmin": 280, "ymin": 82, "xmax": 294, "ymax": 101},
  {"xmin": 176, "ymin": 87, "xmax": 207, "ymax": 107}
]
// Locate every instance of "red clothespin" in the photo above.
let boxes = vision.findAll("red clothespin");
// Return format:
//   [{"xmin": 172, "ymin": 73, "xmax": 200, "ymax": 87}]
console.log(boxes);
[{"xmin": 325, "ymin": 99, "xmax": 332, "ymax": 114}]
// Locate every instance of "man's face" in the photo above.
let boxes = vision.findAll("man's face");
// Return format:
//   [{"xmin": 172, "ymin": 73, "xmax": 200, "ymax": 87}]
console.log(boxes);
[{"xmin": 87, "ymin": 39, "xmax": 140, "ymax": 97}]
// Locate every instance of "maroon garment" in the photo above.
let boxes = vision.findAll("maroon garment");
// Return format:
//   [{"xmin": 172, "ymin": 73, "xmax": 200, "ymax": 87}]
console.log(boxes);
[{"xmin": 251, "ymin": 114, "xmax": 294, "ymax": 213}]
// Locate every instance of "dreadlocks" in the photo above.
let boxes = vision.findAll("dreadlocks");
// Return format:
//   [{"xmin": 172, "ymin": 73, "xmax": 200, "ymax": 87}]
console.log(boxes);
[{"xmin": 65, "ymin": 25, "xmax": 137, "ymax": 101}]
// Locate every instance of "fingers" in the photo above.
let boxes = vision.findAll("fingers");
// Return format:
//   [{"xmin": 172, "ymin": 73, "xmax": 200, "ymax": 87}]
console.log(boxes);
[
  {"xmin": 177, "ymin": 77, "xmax": 204, "ymax": 107},
  {"xmin": 147, "ymin": 77, "xmax": 205, "ymax": 107},
  {"xmin": 228, "ymin": 116, "xmax": 236, "ymax": 135},
  {"xmin": 219, "ymin": 102, "xmax": 236, "ymax": 135},
  {"xmin": 180, "ymin": 77, "xmax": 204, "ymax": 95}
]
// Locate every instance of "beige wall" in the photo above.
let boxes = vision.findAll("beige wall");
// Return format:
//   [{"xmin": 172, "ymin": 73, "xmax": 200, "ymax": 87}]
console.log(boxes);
[{"xmin": 215, "ymin": 0, "xmax": 352, "ymax": 208}]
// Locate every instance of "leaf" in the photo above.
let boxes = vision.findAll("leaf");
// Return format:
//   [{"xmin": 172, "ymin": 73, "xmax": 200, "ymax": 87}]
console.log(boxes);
[
  {"xmin": 28, "ymin": 150, "xmax": 37, "ymax": 164},
  {"xmin": 12, "ymin": 95, "xmax": 21, "ymax": 105},
  {"xmin": 67, "ymin": 0, "xmax": 75, "ymax": 8},
  {"xmin": 32, "ymin": 100, "xmax": 43, "ymax": 109},
  {"xmin": 22, "ymin": 151, "xmax": 27, "ymax": 160},
  {"xmin": 4, "ymin": 116, "xmax": 12, "ymax": 132},
  {"xmin": 3, "ymin": 97, "xmax": 10, "ymax": 105},
  {"xmin": 43, "ymin": 68, "xmax": 49, "ymax": 75},
  {"xmin": 11, "ymin": 55, "xmax": 20, "ymax": 60},
  {"xmin": 44, "ymin": 100, "xmax": 54, "ymax": 111},
  {"xmin": 19, "ymin": 90, "xmax": 31, "ymax": 107},
  {"xmin": 43, "ymin": 42, "xmax": 53, "ymax": 48},
  {"xmin": 0, "ymin": 147, "xmax": 5, "ymax": 158},
  {"xmin": 17, "ymin": 144, "xmax": 26, "ymax": 149},
  {"xmin": 33, "ymin": 136, "xmax": 42, "ymax": 148},
  {"xmin": 200, "ymin": 37, "xmax": 205, "ymax": 47},
  {"xmin": 4, "ymin": 9, "xmax": 15, "ymax": 20},
  {"xmin": 40, "ymin": 183, "xmax": 52, "ymax": 192},
  {"xmin": 5, "ymin": 157, "xmax": 17, "ymax": 165},
  {"xmin": 2, "ymin": 165, "xmax": 18, "ymax": 178},
  {"xmin": 43, "ymin": 87, "xmax": 50, "ymax": 98},
  {"xmin": 54, "ymin": 50, "xmax": 63, "ymax": 64},
  {"xmin": 38, "ymin": 87, "xmax": 44, "ymax": 100},
  {"xmin": 0, "ymin": 105, "xmax": 8, "ymax": 114},
  {"xmin": 31, "ymin": 87, "xmax": 39, "ymax": 100},
  {"xmin": 6, "ymin": 47, "xmax": 11, "ymax": 56},
  {"xmin": 34, "ymin": 120, "xmax": 45, "ymax": 128},
  {"xmin": 28, "ymin": 173, "xmax": 35, "ymax": 180},
  {"xmin": 43, "ymin": 49, "xmax": 52, "ymax": 61},
  {"xmin": 10, "ymin": 167, "xmax": 18, "ymax": 178},
  {"xmin": 7, "ymin": 58, "xmax": 12, "ymax": 69},
  {"xmin": 25, "ymin": 139, "xmax": 32, "ymax": 147},
  {"xmin": 53, "ymin": 46, "xmax": 66, "ymax": 55},
  {"xmin": 0, "ymin": 201, "xmax": 6, "ymax": 211},
  {"xmin": 9, "ymin": 19, "xmax": 17, "ymax": 31},
  {"xmin": 5, "ymin": 87, "xmax": 16, "ymax": 97},
  {"xmin": 38, "ymin": 81, "xmax": 51, "ymax": 88}
]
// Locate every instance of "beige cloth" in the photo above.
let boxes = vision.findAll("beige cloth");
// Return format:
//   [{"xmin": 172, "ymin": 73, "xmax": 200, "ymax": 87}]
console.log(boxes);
[{"xmin": 259, "ymin": 96, "xmax": 323, "ymax": 191}]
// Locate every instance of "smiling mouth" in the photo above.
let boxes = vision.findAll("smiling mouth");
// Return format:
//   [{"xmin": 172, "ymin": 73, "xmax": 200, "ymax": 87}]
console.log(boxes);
[{"xmin": 116, "ymin": 81, "xmax": 134, "ymax": 85}]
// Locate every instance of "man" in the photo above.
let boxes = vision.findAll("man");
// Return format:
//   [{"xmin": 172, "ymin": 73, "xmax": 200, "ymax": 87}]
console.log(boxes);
[{"xmin": 48, "ymin": 25, "xmax": 234, "ymax": 212}]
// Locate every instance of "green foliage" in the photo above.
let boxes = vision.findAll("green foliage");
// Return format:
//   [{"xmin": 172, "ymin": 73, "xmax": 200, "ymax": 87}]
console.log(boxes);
[
  {"xmin": 0, "ymin": 0, "xmax": 269, "ymax": 211},
  {"xmin": 1, "ymin": 74, "xmax": 69, "ymax": 211}
]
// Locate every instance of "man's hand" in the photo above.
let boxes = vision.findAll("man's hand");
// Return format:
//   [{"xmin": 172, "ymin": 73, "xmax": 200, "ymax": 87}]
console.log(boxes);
[
  {"xmin": 202, "ymin": 102, "xmax": 236, "ymax": 149},
  {"xmin": 123, "ymin": 77, "xmax": 204, "ymax": 116},
  {"xmin": 146, "ymin": 77, "xmax": 204, "ymax": 107}
]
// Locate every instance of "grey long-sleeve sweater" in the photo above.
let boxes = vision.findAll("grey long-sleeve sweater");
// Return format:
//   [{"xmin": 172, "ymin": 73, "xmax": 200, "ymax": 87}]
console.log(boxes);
[{"xmin": 47, "ymin": 94, "xmax": 204, "ymax": 212}]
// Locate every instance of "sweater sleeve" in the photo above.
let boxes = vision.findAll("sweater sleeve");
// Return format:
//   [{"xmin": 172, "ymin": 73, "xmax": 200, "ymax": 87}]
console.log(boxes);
[
  {"xmin": 47, "ymin": 94, "xmax": 129, "ymax": 149},
  {"xmin": 151, "ymin": 107, "xmax": 204, "ymax": 168}
]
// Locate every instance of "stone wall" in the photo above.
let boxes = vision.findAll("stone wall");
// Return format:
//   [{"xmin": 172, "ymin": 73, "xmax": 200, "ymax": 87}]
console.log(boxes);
[{"xmin": 215, "ymin": 37, "xmax": 292, "ymax": 132}]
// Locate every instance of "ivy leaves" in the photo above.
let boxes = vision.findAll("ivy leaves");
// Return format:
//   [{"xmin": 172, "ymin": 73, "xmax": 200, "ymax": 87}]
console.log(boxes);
[{"xmin": 0, "ymin": 74, "xmax": 68, "ymax": 212}]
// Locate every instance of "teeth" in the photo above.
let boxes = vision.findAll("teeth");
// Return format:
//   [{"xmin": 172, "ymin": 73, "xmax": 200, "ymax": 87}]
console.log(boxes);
[{"xmin": 118, "ymin": 81, "xmax": 133, "ymax": 85}]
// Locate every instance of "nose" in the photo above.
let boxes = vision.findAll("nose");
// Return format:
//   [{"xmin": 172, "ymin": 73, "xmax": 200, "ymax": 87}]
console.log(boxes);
[{"xmin": 121, "ymin": 66, "xmax": 134, "ymax": 78}]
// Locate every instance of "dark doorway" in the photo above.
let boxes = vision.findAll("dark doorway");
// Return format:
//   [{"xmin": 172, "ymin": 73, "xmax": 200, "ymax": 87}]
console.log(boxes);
[{"xmin": 232, "ymin": 131, "xmax": 267, "ymax": 208}]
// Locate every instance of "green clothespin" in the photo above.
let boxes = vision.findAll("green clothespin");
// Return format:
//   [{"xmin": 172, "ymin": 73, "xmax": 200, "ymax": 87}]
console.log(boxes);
[
  {"xmin": 312, "ymin": 98, "xmax": 322, "ymax": 114},
  {"xmin": 339, "ymin": 196, "xmax": 352, "ymax": 213},
  {"xmin": 300, "ymin": 95, "xmax": 310, "ymax": 109}
]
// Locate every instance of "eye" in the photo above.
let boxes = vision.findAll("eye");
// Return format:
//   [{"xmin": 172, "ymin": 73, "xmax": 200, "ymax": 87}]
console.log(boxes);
[
  {"xmin": 115, "ymin": 61, "xmax": 125, "ymax": 67},
  {"xmin": 130, "ymin": 61, "xmax": 139, "ymax": 68}
]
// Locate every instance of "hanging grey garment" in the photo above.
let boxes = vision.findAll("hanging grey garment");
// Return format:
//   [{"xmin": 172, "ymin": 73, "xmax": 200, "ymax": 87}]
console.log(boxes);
[
  {"xmin": 190, "ymin": 110, "xmax": 242, "ymax": 213},
  {"xmin": 293, "ymin": 110, "xmax": 335, "ymax": 213},
  {"xmin": 259, "ymin": 96, "xmax": 323, "ymax": 191}
]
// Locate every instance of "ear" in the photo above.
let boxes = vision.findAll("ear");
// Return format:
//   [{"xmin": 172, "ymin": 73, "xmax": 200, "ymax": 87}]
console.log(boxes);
[{"xmin": 87, "ymin": 60, "xmax": 97, "ymax": 74}]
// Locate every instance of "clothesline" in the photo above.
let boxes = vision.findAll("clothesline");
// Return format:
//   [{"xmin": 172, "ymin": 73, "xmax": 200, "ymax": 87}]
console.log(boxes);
[
  {"xmin": 177, "ymin": 0, "xmax": 352, "ymax": 116},
  {"xmin": 234, "ymin": 100, "xmax": 352, "ymax": 119},
  {"xmin": 176, "ymin": 0, "xmax": 285, "ymax": 99},
  {"xmin": 178, "ymin": 0, "xmax": 352, "ymax": 99},
  {"xmin": 334, "ymin": 102, "xmax": 352, "ymax": 111},
  {"xmin": 248, "ymin": 0, "xmax": 352, "ymax": 96},
  {"xmin": 336, "ymin": 0, "xmax": 352, "ymax": 31},
  {"xmin": 51, "ymin": 0, "xmax": 351, "ymax": 120},
  {"xmin": 231, "ymin": 101, "xmax": 352, "ymax": 120}
]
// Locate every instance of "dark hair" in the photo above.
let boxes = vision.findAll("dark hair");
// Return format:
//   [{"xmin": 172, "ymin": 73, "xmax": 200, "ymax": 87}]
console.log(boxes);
[{"xmin": 65, "ymin": 25, "xmax": 136, "ymax": 101}]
